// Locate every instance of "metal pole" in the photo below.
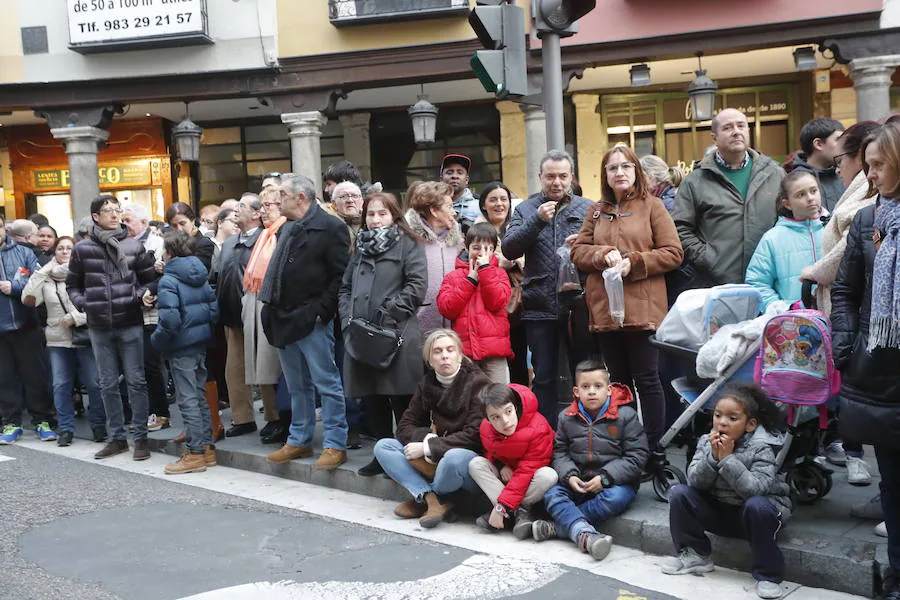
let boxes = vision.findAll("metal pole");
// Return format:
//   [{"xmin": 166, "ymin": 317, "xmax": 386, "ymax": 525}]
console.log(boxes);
[{"xmin": 541, "ymin": 31, "xmax": 565, "ymax": 152}]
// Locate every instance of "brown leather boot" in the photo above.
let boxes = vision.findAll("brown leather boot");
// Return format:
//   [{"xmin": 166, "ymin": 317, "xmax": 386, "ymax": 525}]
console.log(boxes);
[
  {"xmin": 394, "ymin": 498, "xmax": 427, "ymax": 519},
  {"xmin": 164, "ymin": 451, "xmax": 207, "ymax": 475},
  {"xmin": 204, "ymin": 445, "xmax": 217, "ymax": 467},
  {"xmin": 266, "ymin": 444, "xmax": 313, "ymax": 464},
  {"xmin": 419, "ymin": 492, "xmax": 453, "ymax": 529},
  {"xmin": 206, "ymin": 382, "xmax": 225, "ymax": 442},
  {"xmin": 315, "ymin": 448, "xmax": 347, "ymax": 471}
]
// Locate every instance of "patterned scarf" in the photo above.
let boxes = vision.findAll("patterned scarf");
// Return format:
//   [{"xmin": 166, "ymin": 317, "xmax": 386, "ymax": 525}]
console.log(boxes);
[
  {"xmin": 242, "ymin": 216, "xmax": 286, "ymax": 294},
  {"xmin": 356, "ymin": 225, "xmax": 400, "ymax": 257},
  {"xmin": 868, "ymin": 198, "xmax": 900, "ymax": 351}
]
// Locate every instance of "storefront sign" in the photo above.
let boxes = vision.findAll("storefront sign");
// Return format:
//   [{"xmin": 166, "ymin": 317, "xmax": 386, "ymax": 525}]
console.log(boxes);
[
  {"xmin": 67, "ymin": 0, "xmax": 210, "ymax": 52},
  {"xmin": 32, "ymin": 162, "xmax": 154, "ymax": 190}
]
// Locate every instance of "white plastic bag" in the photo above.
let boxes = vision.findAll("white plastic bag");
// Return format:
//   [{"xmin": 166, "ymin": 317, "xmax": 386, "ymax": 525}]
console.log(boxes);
[{"xmin": 602, "ymin": 259, "xmax": 628, "ymax": 327}]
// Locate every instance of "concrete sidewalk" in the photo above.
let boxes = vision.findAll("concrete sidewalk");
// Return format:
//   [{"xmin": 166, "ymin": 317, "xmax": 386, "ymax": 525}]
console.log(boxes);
[{"xmin": 73, "ymin": 404, "xmax": 887, "ymax": 598}]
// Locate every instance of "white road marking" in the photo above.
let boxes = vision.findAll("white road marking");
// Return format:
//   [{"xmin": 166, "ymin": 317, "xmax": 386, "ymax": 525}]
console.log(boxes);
[
  {"xmin": 178, "ymin": 555, "xmax": 563, "ymax": 600},
  {"xmin": 0, "ymin": 454, "xmax": 15, "ymax": 462},
  {"xmin": 14, "ymin": 440, "xmax": 865, "ymax": 600}
]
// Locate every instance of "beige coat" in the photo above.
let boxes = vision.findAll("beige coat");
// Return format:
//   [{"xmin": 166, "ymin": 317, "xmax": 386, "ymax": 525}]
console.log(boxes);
[
  {"xmin": 801, "ymin": 171, "xmax": 875, "ymax": 316},
  {"xmin": 241, "ymin": 291, "xmax": 282, "ymax": 385},
  {"xmin": 22, "ymin": 261, "xmax": 87, "ymax": 348}
]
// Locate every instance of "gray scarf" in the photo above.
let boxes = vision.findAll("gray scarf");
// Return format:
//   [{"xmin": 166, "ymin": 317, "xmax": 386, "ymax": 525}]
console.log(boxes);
[{"xmin": 92, "ymin": 224, "xmax": 131, "ymax": 279}]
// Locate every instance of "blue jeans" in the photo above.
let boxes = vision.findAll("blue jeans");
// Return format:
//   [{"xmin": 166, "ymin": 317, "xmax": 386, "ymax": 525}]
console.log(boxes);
[
  {"xmin": 49, "ymin": 346, "xmax": 106, "ymax": 432},
  {"xmin": 90, "ymin": 325, "xmax": 148, "ymax": 441},
  {"xmin": 544, "ymin": 482, "xmax": 637, "ymax": 542},
  {"xmin": 374, "ymin": 438, "xmax": 479, "ymax": 502},
  {"xmin": 277, "ymin": 320, "xmax": 347, "ymax": 451},
  {"xmin": 169, "ymin": 352, "xmax": 211, "ymax": 453}
]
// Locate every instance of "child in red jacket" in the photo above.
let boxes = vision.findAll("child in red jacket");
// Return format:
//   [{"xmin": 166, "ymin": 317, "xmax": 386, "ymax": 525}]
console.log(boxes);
[
  {"xmin": 468, "ymin": 382, "xmax": 558, "ymax": 539},
  {"xmin": 437, "ymin": 223, "xmax": 513, "ymax": 383}
]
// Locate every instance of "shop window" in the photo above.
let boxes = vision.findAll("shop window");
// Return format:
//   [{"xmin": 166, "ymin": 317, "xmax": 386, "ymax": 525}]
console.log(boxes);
[{"xmin": 329, "ymin": 0, "xmax": 468, "ymax": 27}]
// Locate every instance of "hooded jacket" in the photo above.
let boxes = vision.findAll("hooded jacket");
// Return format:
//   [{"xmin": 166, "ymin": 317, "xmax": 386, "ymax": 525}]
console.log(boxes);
[
  {"xmin": 786, "ymin": 152, "xmax": 845, "ymax": 213},
  {"xmin": 396, "ymin": 359, "xmax": 489, "ymax": 462},
  {"xmin": 479, "ymin": 384, "xmax": 555, "ymax": 510},
  {"xmin": 22, "ymin": 260, "xmax": 87, "ymax": 347},
  {"xmin": 688, "ymin": 426, "xmax": 792, "ymax": 520},
  {"xmin": 151, "ymin": 256, "xmax": 219, "ymax": 358},
  {"xmin": 552, "ymin": 383, "xmax": 649, "ymax": 487},
  {"xmin": 745, "ymin": 215, "xmax": 824, "ymax": 310},
  {"xmin": 673, "ymin": 149, "xmax": 784, "ymax": 287},
  {"xmin": 0, "ymin": 238, "xmax": 40, "ymax": 333},
  {"xmin": 437, "ymin": 253, "xmax": 513, "ymax": 360}
]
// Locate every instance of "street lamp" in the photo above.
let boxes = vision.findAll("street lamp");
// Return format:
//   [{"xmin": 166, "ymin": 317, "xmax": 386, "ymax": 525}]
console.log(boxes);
[
  {"xmin": 172, "ymin": 102, "xmax": 202, "ymax": 162},
  {"xmin": 408, "ymin": 85, "xmax": 439, "ymax": 144},
  {"xmin": 686, "ymin": 53, "xmax": 718, "ymax": 122},
  {"xmin": 630, "ymin": 63, "xmax": 651, "ymax": 87}
]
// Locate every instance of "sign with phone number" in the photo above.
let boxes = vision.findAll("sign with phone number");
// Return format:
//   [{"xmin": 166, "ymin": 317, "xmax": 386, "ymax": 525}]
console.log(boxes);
[{"xmin": 67, "ymin": 0, "xmax": 207, "ymax": 47}]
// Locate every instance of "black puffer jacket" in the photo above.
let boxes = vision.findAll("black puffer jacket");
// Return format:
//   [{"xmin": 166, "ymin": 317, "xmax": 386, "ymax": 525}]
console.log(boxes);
[
  {"xmin": 832, "ymin": 199, "xmax": 900, "ymax": 447},
  {"xmin": 66, "ymin": 227, "xmax": 158, "ymax": 329}
]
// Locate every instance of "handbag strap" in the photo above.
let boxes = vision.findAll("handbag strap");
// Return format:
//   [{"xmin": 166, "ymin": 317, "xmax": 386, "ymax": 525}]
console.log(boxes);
[{"xmin": 53, "ymin": 281, "xmax": 73, "ymax": 318}]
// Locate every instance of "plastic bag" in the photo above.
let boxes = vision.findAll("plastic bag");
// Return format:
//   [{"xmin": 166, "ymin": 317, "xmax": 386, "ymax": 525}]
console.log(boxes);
[
  {"xmin": 557, "ymin": 244, "xmax": 582, "ymax": 297},
  {"xmin": 603, "ymin": 259, "xmax": 628, "ymax": 327}
]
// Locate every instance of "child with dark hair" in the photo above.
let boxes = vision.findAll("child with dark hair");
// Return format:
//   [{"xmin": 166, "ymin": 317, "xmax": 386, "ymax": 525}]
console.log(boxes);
[
  {"xmin": 745, "ymin": 169, "xmax": 824, "ymax": 310},
  {"xmin": 151, "ymin": 231, "xmax": 219, "ymax": 475},
  {"xmin": 468, "ymin": 382, "xmax": 557, "ymax": 538},
  {"xmin": 663, "ymin": 382, "xmax": 790, "ymax": 600},
  {"xmin": 437, "ymin": 222, "xmax": 513, "ymax": 383},
  {"xmin": 530, "ymin": 360, "xmax": 649, "ymax": 560}
]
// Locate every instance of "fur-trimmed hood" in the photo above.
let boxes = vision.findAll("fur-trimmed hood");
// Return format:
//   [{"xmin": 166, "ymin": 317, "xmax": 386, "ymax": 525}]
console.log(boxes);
[{"xmin": 404, "ymin": 208, "xmax": 464, "ymax": 248}]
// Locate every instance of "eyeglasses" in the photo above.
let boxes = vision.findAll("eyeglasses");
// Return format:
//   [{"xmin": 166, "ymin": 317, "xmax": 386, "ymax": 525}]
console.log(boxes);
[
  {"xmin": 263, "ymin": 172, "xmax": 282, "ymax": 180},
  {"xmin": 833, "ymin": 151, "xmax": 853, "ymax": 169},
  {"xmin": 335, "ymin": 193, "xmax": 362, "ymax": 202},
  {"xmin": 99, "ymin": 207, "xmax": 124, "ymax": 214},
  {"xmin": 604, "ymin": 162, "xmax": 636, "ymax": 174}
]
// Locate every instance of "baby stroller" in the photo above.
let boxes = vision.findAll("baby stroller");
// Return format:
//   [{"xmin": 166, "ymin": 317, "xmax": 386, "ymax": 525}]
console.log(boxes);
[{"xmin": 647, "ymin": 288, "xmax": 839, "ymax": 504}]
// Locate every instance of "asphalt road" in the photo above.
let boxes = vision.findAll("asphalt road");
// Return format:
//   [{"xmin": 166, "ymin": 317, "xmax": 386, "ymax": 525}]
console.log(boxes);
[{"xmin": 0, "ymin": 444, "xmax": 677, "ymax": 600}]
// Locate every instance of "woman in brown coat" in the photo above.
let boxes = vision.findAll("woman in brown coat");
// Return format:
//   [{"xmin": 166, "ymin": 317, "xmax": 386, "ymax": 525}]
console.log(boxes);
[{"xmin": 571, "ymin": 144, "xmax": 683, "ymax": 446}]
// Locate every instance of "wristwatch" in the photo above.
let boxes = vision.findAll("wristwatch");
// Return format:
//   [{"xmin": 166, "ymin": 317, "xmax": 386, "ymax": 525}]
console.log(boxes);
[{"xmin": 600, "ymin": 473, "xmax": 612, "ymax": 488}]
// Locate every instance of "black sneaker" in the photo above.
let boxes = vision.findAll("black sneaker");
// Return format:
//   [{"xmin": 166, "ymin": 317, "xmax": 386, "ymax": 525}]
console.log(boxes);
[
  {"xmin": 133, "ymin": 439, "xmax": 151, "ymax": 461},
  {"xmin": 57, "ymin": 431, "xmax": 74, "ymax": 447},
  {"xmin": 94, "ymin": 439, "xmax": 129, "ymax": 459},
  {"xmin": 357, "ymin": 458, "xmax": 385, "ymax": 477},
  {"xmin": 225, "ymin": 422, "xmax": 258, "ymax": 437},
  {"xmin": 92, "ymin": 427, "xmax": 108, "ymax": 443},
  {"xmin": 532, "ymin": 520, "xmax": 557, "ymax": 542}
]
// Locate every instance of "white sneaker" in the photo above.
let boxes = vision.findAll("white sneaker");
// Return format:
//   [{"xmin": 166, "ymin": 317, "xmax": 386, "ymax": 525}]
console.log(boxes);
[
  {"xmin": 661, "ymin": 547, "xmax": 714, "ymax": 575},
  {"xmin": 875, "ymin": 521, "xmax": 887, "ymax": 538},
  {"xmin": 756, "ymin": 580, "xmax": 783, "ymax": 599},
  {"xmin": 846, "ymin": 456, "xmax": 872, "ymax": 486}
]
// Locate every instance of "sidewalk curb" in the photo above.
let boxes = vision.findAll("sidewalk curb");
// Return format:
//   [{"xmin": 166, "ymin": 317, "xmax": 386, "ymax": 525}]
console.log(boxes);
[{"xmin": 146, "ymin": 437, "xmax": 879, "ymax": 597}]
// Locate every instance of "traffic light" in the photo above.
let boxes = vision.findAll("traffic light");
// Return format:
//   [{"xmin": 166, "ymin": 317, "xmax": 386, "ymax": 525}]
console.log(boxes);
[
  {"xmin": 469, "ymin": 1, "xmax": 527, "ymax": 99},
  {"xmin": 533, "ymin": 0, "xmax": 596, "ymax": 37}
]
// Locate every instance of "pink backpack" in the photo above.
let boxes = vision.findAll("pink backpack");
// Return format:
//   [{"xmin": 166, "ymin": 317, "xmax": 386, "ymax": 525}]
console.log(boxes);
[{"xmin": 754, "ymin": 309, "xmax": 841, "ymax": 408}]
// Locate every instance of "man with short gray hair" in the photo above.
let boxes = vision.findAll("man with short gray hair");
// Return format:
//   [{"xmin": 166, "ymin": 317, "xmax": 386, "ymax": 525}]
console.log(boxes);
[
  {"xmin": 502, "ymin": 149, "xmax": 593, "ymax": 428},
  {"xmin": 7, "ymin": 219, "xmax": 38, "ymax": 249},
  {"xmin": 260, "ymin": 173, "xmax": 350, "ymax": 470}
]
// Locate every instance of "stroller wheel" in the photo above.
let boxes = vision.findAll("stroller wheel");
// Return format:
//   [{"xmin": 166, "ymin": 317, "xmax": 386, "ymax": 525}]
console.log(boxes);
[
  {"xmin": 652, "ymin": 464, "xmax": 686, "ymax": 502},
  {"xmin": 788, "ymin": 463, "xmax": 830, "ymax": 504}
]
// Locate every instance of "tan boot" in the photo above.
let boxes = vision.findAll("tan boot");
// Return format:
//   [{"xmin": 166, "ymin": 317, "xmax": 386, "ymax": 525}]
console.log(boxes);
[
  {"xmin": 419, "ymin": 492, "xmax": 453, "ymax": 529},
  {"xmin": 394, "ymin": 498, "xmax": 427, "ymax": 519},
  {"xmin": 204, "ymin": 445, "xmax": 217, "ymax": 467},
  {"xmin": 315, "ymin": 448, "xmax": 347, "ymax": 471},
  {"xmin": 205, "ymin": 382, "xmax": 225, "ymax": 442},
  {"xmin": 266, "ymin": 444, "xmax": 313, "ymax": 464},
  {"xmin": 165, "ymin": 452, "xmax": 207, "ymax": 475}
]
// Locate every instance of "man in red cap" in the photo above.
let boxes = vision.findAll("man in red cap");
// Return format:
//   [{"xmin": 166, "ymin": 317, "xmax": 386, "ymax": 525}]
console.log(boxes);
[{"xmin": 440, "ymin": 154, "xmax": 480, "ymax": 230}]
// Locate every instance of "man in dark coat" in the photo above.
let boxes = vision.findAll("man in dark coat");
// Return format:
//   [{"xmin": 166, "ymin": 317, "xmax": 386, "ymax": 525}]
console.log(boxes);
[
  {"xmin": 259, "ymin": 173, "xmax": 350, "ymax": 470},
  {"xmin": 67, "ymin": 195, "xmax": 158, "ymax": 461},
  {"xmin": 502, "ymin": 149, "xmax": 594, "ymax": 429}
]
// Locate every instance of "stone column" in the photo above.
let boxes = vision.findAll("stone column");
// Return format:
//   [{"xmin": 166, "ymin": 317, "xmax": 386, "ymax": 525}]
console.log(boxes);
[
  {"xmin": 848, "ymin": 55, "xmax": 900, "ymax": 122},
  {"xmin": 339, "ymin": 112, "xmax": 372, "ymax": 183},
  {"xmin": 521, "ymin": 104, "xmax": 547, "ymax": 197},
  {"xmin": 571, "ymin": 94, "xmax": 604, "ymax": 202},
  {"xmin": 495, "ymin": 101, "xmax": 527, "ymax": 199},
  {"xmin": 281, "ymin": 111, "xmax": 328, "ymax": 199}
]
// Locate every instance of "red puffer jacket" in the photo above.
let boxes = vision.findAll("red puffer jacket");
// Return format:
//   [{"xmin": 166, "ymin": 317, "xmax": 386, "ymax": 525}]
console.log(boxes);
[
  {"xmin": 479, "ymin": 384, "xmax": 555, "ymax": 510},
  {"xmin": 437, "ymin": 253, "xmax": 513, "ymax": 360}
]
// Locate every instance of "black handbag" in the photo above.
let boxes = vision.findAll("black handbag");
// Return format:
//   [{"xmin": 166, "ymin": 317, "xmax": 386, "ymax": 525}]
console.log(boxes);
[
  {"xmin": 344, "ymin": 310, "xmax": 406, "ymax": 370},
  {"xmin": 55, "ymin": 285, "xmax": 90, "ymax": 348}
]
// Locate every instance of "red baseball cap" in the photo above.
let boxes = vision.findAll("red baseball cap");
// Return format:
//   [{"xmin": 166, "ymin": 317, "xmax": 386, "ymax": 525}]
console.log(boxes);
[{"xmin": 440, "ymin": 154, "xmax": 472, "ymax": 173}]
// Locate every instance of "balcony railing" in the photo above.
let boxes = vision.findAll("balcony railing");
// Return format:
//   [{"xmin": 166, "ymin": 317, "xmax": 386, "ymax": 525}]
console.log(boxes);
[{"xmin": 329, "ymin": 0, "xmax": 469, "ymax": 27}]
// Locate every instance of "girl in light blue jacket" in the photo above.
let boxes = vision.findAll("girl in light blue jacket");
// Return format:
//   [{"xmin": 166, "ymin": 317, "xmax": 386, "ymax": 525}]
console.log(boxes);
[{"xmin": 746, "ymin": 170, "xmax": 824, "ymax": 310}]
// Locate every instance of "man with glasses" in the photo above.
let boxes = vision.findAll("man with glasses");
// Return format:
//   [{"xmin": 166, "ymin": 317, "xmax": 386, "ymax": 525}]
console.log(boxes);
[
  {"xmin": 325, "ymin": 181, "xmax": 363, "ymax": 247},
  {"xmin": 0, "ymin": 215, "xmax": 57, "ymax": 444},
  {"xmin": 67, "ymin": 195, "xmax": 158, "ymax": 460},
  {"xmin": 673, "ymin": 108, "xmax": 784, "ymax": 288},
  {"xmin": 788, "ymin": 118, "xmax": 846, "ymax": 212}
]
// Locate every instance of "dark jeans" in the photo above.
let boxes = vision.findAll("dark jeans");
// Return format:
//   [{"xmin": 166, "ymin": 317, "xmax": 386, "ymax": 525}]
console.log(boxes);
[
  {"xmin": 525, "ymin": 318, "xmax": 571, "ymax": 429},
  {"xmin": 668, "ymin": 484, "xmax": 784, "ymax": 583},
  {"xmin": 143, "ymin": 325, "xmax": 168, "ymax": 419},
  {"xmin": 366, "ymin": 394, "xmax": 411, "ymax": 439},
  {"xmin": 508, "ymin": 322, "xmax": 529, "ymax": 386},
  {"xmin": 90, "ymin": 325, "xmax": 148, "ymax": 441},
  {"xmin": 49, "ymin": 346, "xmax": 105, "ymax": 432},
  {"xmin": 0, "ymin": 327, "xmax": 54, "ymax": 426},
  {"xmin": 595, "ymin": 330, "xmax": 665, "ymax": 445},
  {"xmin": 876, "ymin": 445, "xmax": 900, "ymax": 572},
  {"xmin": 543, "ymin": 483, "xmax": 636, "ymax": 543}
]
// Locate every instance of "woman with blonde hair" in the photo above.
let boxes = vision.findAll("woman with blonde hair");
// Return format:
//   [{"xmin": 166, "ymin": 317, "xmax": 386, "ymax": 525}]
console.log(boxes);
[
  {"xmin": 404, "ymin": 181, "xmax": 464, "ymax": 336},
  {"xmin": 639, "ymin": 155, "xmax": 684, "ymax": 212}
]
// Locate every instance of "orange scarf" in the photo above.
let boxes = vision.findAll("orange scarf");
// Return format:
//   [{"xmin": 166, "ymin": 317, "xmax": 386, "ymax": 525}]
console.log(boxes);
[{"xmin": 242, "ymin": 216, "xmax": 287, "ymax": 294}]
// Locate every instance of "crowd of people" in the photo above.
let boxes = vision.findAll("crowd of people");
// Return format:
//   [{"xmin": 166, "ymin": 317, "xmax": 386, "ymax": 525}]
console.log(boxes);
[{"xmin": 0, "ymin": 111, "xmax": 898, "ymax": 600}]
